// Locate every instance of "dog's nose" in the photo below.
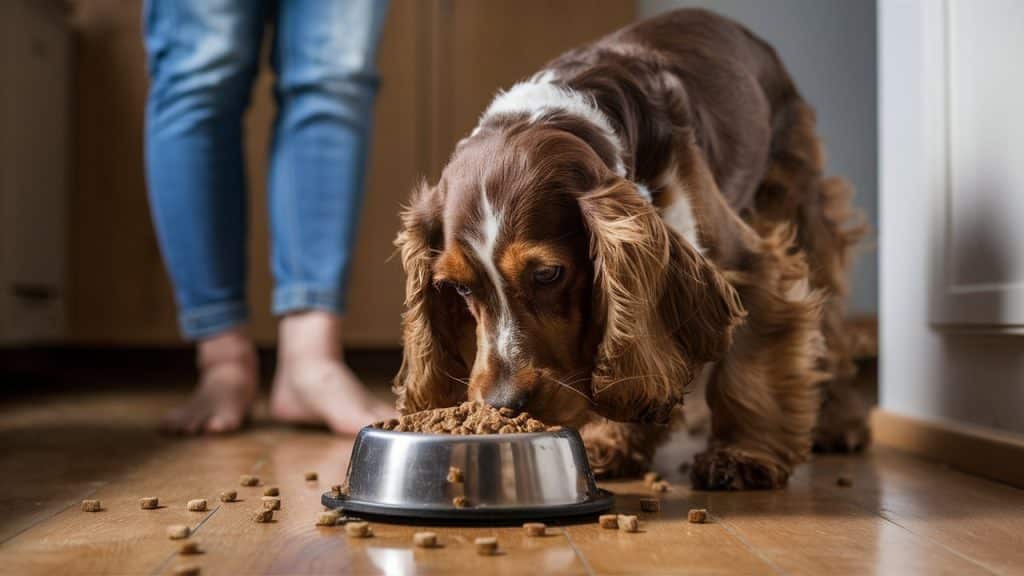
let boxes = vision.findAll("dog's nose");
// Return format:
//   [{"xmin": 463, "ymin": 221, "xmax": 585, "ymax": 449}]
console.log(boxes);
[{"xmin": 485, "ymin": 387, "xmax": 529, "ymax": 413}]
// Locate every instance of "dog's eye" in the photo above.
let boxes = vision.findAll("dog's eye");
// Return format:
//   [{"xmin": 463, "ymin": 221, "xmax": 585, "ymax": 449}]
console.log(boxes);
[
  {"xmin": 453, "ymin": 283, "xmax": 472, "ymax": 297},
  {"xmin": 533, "ymin": 265, "xmax": 562, "ymax": 285}
]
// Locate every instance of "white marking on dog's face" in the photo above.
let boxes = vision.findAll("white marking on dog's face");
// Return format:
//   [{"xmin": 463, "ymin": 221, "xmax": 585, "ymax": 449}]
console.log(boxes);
[
  {"xmin": 466, "ymin": 182, "xmax": 521, "ymax": 365},
  {"xmin": 657, "ymin": 164, "xmax": 703, "ymax": 253}
]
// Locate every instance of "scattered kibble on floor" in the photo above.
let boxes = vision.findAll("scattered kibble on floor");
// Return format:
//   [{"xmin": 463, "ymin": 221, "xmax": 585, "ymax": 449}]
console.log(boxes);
[
  {"xmin": 474, "ymin": 536, "xmax": 499, "ymax": 555},
  {"xmin": 219, "ymin": 490, "xmax": 237, "ymax": 503},
  {"xmin": 253, "ymin": 509, "xmax": 274, "ymax": 523},
  {"xmin": 413, "ymin": 531, "xmax": 438, "ymax": 548},
  {"xmin": 452, "ymin": 496, "xmax": 469, "ymax": 508},
  {"xmin": 446, "ymin": 466, "xmax": 464, "ymax": 483},
  {"xmin": 80, "ymin": 499, "xmax": 102, "ymax": 512},
  {"xmin": 598, "ymin": 514, "xmax": 619, "ymax": 529},
  {"xmin": 329, "ymin": 484, "xmax": 345, "ymax": 498},
  {"xmin": 167, "ymin": 525, "xmax": 191, "ymax": 540},
  {"xmin": 172, "ymin": 564, "xmax": 200, "ymax": 576},
  {"xmin": 139, "ymin": 497, "xmax": 159, "ymax": 510},
  {"xmin": 178, "ymin": 541, "xmax": 200, "ymax": 555},
  {"xmin": 240, "ymin": 475, "xmax": 259, "ymax": 487},
  {"xmin": 836, "ymin": 475, "xmax": 853, "ymax": 487},
  {"xmin": 523, "ymin": 522, "xmax": 547, "ymax": 537},
  {"xmin": 345, "ymin": 521, "xmax": 372, "ymax": 538},
  {"xmin": 186, "ymin": 499, "xmax": 207, "ymax": 512},
  {"xmin": 688, "ymin": 508, "xmax": 708, "ymax": 523},
  {"xmin": 304, "ymin": 471, "xmax": 318, "ymax": 481},
  {"xmin": 316, "ymin": 511, "xmax": 340, "ymax": 526},
  {"xmin": 618, "ymin": 514, "xmax": 640, "ymax": 532},
  {"xmin": 651, "ymin": 480, "xmax": 671, "ymax": 492},
  {"xmin": 643, "ymin": 471, "xmax": 661, "ymax": 485},
  {"xmin": 262, "ymin": 496, "xmax": 281, "ymax": 511},
  {"xmin": 640, "ymin": 498, "xmax": 660, "ymax": 513},
  {"xmin": 263, "ymin": 487, "xmax": 279, "ymax": 497}
]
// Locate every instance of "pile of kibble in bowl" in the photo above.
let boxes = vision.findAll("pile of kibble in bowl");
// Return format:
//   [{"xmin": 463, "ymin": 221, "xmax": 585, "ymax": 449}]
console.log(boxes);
[{"xmin": 373, "ymin": 401, "xmax": 561, "ymax": 434}]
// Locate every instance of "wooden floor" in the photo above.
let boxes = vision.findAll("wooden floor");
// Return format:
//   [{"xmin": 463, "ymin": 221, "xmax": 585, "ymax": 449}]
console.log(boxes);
[{"xmin": 1, "ymin": 385, "xmax": 1022, "ymax": 575}]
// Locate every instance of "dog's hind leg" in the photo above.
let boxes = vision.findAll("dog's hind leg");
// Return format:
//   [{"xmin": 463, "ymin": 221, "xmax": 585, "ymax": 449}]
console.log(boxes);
[{"xmin": 691, "ymin": 228, "xmax": 826, "ymax": 490}]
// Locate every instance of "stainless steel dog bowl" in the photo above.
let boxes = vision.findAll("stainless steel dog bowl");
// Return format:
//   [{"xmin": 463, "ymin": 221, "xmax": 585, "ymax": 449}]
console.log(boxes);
[{"xmin": 322, "ymin": 426, "xmax": 613, "ymax": 523}]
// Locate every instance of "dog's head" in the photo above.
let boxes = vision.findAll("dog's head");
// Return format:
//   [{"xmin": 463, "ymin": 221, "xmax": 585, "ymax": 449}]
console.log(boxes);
[{"xmin": 394, "ymin": 115, "xmax": 744, "ymax": 426}]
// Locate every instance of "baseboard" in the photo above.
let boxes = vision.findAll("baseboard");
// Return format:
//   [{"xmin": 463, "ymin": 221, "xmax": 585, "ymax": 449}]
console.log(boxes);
[{"xmin": 871, "ymin": 408, "xmax": 1024, "ymax": 488}]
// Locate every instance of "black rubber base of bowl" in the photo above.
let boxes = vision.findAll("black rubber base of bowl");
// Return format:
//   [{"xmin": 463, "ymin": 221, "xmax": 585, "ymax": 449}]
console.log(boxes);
[{"xmin": 322, "ymin": 489, "xmax": 614, "ymax": 526}]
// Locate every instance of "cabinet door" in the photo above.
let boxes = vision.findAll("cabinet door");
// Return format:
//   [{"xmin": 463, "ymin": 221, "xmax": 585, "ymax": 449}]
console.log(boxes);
[{"xmin": 931, "ymin": 0, "xmax": 1024, "ymax": 330}]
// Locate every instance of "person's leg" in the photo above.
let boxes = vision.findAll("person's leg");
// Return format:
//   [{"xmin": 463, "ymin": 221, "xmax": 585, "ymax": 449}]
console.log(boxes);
[
  {"xmin": 144, "ymin": 0, "xmax": 267, "ymax": 433},
  {"xmin": 265, "ymin": 0, "xmax": 393, "ymax": 434}
]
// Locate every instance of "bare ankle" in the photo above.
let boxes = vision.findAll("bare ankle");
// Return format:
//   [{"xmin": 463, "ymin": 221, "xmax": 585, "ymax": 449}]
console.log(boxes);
[
  {"xmin": 277, "ymin": 311, "xmax": 345, "ymax": 363},
  {"xmin": 197, "ymin": 328, "xmax": 256, "ymax": 371}
]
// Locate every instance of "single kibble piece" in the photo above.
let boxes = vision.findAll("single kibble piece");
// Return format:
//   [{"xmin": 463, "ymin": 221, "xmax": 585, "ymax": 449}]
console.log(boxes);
[
  {"xmin": 139, "ymin": 497, "xmax": 159, "ymax": 510},
  {"xmin": 345, "ymin": 521, "xmax": 372, "ymax": 538},
  {"xmin": 329, "ymin": 484, "xmax": 346, "ymax": 498},
  {"xmin": 263, "ymin": 486, "xmax": 279, "ymax": 497},
  {"xmin": 316, "ymin": 511, "xmax": 340, "ymax": 526},
  {"xmin": 304, "ymin": 471, "xmax": 318, "ymax": 481},
  {"xmin": 523, "ymin": 522, "xmax": 547, "ymax": 537},
  {"xmin": 651, "ymin": 480, "xmax": 671, "ymax": 493},
  {"xmin": 687, "ymin": 508, "xmax": 708, "ymax": 524},
  {"xmin": 474, "ymin": 537, "xmax": 499, "ymax": 556},
  {"xmin": 261, "ymin": 496, "xmax": 281, "ymax": 510},
  {"xmin": 186, "ymin": 499, "xmax": 207, "ymax": 512},
  {"xmin": 452, "ymin": 496, "xmax": 469, "ymax": 508},
  {"xmin": 80, "ymin": 499, "xmax": 101, "ymax": 512},
  {"xmin": 413, "ymin": 531, "xmax": 438, "ymax": 548},
  {"xmin": 643, "ymin": 471, "xmax": 661, "ymax": 486},
  {"xmin": 618, "ymin": 515, "xmax": 640, "ymax": 532},
  {"xmin": 167, "ymin": 524, "xmax": 191, "ymax": 540},
  {"xmin": 239, "ymin": 475, "xmax": 259, "ymax": 487},
  {"xmin": 446, "ymin": 466, "xmax": 463, "ymax": 483},
  {"xmin": 178, "ymin": 541, "xmax": 201, "ymax": 555},
  {"xmin": 219, "ymin": 490, "xmax": 237, "ymax": 503},
  {"xmin": 836, "ymin": 475, "xmax": 853, "ymax": 487},
  {"xmin": 640, "ymin": 498, "xmax": 660, "ymax": 513},
  {"xmin": 598, "ymin": 514, "xmax": 619, "ymax": 529},
  {"xmin": 172, "ymin": 565, "xmax": 200, "ymax": 576},
  {"xmin": 253, "ymin": 509, "xmax": 274, "ymax": 523}
]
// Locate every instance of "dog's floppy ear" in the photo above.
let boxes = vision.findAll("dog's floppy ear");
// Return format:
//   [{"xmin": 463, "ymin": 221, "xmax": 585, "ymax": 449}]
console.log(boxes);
[
  {"xmin": 580, "ymin": 179, "xmax": 745, "ymax": 423},
  {"xmin": 393, "ymin": 182, "xmax": 474, "ymax": 413}
]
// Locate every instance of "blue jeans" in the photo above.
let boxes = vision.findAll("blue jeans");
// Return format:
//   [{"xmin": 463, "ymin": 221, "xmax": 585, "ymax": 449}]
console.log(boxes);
[{"xmin": 143, "ymin": 0, "xmax": 388, "ymax": 340}]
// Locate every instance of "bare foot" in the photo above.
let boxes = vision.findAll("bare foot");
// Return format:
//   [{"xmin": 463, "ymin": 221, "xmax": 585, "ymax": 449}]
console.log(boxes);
[
  {"xmin": 161, "ymin": 329, "xmax": 259, "ymax": 435},
  {"xmin": 269, "ymin": 311, "xmax": 395, "ymax": 436}
]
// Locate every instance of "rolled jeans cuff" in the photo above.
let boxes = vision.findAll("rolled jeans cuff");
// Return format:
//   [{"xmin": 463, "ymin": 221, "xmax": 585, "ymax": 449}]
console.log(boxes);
[
  {"xmin": 179, "ymin": 301, "xmax": 249, "ymax": 340},
  {"xmin": 272, "ymin": 284, "xmax": 346, "ymax": 316}
]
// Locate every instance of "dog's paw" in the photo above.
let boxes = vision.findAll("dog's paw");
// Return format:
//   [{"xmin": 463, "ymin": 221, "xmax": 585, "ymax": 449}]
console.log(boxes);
[
  {"xmin": 584, "ymin": 435, "xmax": 651, "ymax": 479},
  {"xmin": 690, "ymin": 446, "xmax": 789, "ymax": 490}
]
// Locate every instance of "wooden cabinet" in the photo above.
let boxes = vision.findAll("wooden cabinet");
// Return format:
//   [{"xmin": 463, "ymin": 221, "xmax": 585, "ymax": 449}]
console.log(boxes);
[{"xmin": 66, "ymin": 0, "xmax": 634, "ymax": 347}]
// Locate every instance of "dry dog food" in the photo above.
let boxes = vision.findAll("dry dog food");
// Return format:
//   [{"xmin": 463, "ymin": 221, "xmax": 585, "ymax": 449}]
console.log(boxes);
[
  {"xmin": 413, "ymin": 532, "xmax": 438, "ymax": 548},
  {"xmin": 447, "ymin": 466, "xmax": 463, "ymax": 483},
  {"xmin": 452, "ymin": 496, "xmax": 469, "ymax": 508},
  {"xmin": 618, "ymin": 515, "xmax": 640, "ymax": 532},
  {"xmin": 345, "ymin": 521, "xmax": 372, "ymax": 538},
  {"xmin": 240, "ymin": 475, "xmax": 259, "ymax": 487},
  {"xmin": 219, "ymin": 490, "xmax": 237, "ymax": 503},
  {"xmin": 167, "ymin": 525, "xmax": 191, "ymax": 540},
  {"xmin": 81, "ymin": 499, "xmax": 102, "ymax": 512},
  {"xmin": 598, "ymin": 514, "xmax": 619, "ymax": 529},
  {"xmin": 640, "ymin": 498, "xmax": 660, "ymax": 513},
  {"xmin": 474, "ymin": 537, "xmax": 499, "ymax": 556},
  {"xmin": 179, "ymin": 541, "xmax": 200, "ymax": 555},
  {"xmin": 687, "ymin": 508, "xmax": 708, "ymax": 523},
  {"xmin": 643, "ymin": 471, "xmax": 661, "ymax": 485},
  {"xmin": 651, "ymin": 480, "xmax": 671, "ymax": 492},
  {"xmin": 253, "ymin": 509, "xmax": 274, "ymax": 523},
  {"xmin": 373, "ymin": 401, "xmax": 558, "ymax": 435},
  {"xmin": 317, "ymin": 511, "xmax": 340, "ymax": 526},
  {"xmin": 523, "ymin": 522, "xmax": 547, "ymax": 537},
  {"xmin": 172, "ymin": 565, "xmax": 200, "ymax": 576},
  {"xmin": 304, "ymin": 471, "xmax": 318, "ymax": 481},
  {"xmin": 836, "ymin": 475, "xmax": 853, "ymax": 487},
  {"xmin": 263, "ymin": 487, "xmax": 279, "ymax": 497},
  {"xmin": 262, "ymin": 496, "xmax": 281, "ymax": 511},
  {"xmin": 139, "ymin": 497, "xmax": 159, "ymax": 510},
  {"xmin": 187, "ymin": 499, "xmax": 207, "ymax": 512},
  {"xmin": 329, "ymin": 484, "xmax": 346, "ymax": 498}
]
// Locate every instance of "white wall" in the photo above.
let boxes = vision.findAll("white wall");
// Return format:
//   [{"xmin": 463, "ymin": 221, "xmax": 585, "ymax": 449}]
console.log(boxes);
[
  {"xmin": 880, "ymin": 0, "xmax": 1024, "ymax": 436},
  {"xmin": 640, "ymin": 0, "xmax": 878, "ymax": 317}
]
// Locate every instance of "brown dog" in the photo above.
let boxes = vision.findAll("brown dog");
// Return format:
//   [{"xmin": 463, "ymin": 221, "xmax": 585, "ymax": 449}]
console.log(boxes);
[{"xmin": 393, "ymin": 8, "xmax": 865, "ymax": 489}]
